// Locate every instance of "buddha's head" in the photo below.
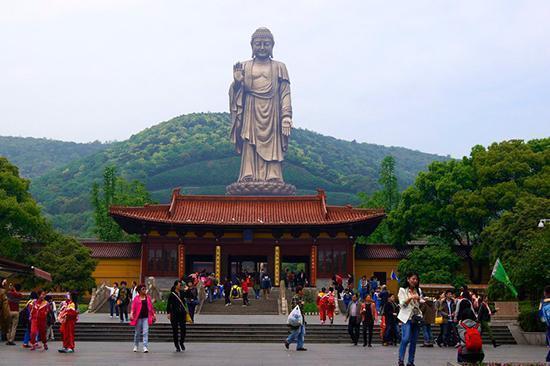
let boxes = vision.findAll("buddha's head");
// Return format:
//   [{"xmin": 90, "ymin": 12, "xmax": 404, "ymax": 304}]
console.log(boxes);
[{"xmin": 251, "ymin": 27, "xmax": 274, "ymax": 60}]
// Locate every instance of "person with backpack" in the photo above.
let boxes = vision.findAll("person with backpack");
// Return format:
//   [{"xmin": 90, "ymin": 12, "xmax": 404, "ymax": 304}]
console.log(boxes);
[
  {"xmin": 316, "ymin": 287, "xmax": 327, "ymax": 324},
  {"xmin": 397, "ymin": 272, "xmax": 424, "ymax": 366},
  {"xmin": 539, "ymin": 285, "xmax": 550, "ymax": 363},
  {"xmin": 117, "ymin": 281, "xmax": 131, "ymax": 323},
  {"xmin": 167, "ymin": 280, "xmax": 187, "ymax": 352},
  {"xmin": 326, "ymin": 287, "xmax": 336, "ymax": 325},
  {"xmin": 44, "ymin": 294, "xmax": 56, "ymax": 341},
  {"xmin": 456, "ymin": 307, "xmax": 484, "ymax": 364},
  {"xmin": 477, "ymin": 295, "xmax": 499, "ymax": 348},
  {"xmin": 261, "ymin": 273, "xmax": 272, "ymax": 300}
]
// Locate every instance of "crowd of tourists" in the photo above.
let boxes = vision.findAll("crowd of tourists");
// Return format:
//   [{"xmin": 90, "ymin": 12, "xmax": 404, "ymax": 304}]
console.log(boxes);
[
  {"xmin": 0, "ymin": 278, "xmax": 78, "ymax": 353},
  {"xmin": 313, "ymin": 272, "xmax": 514, "ymax": 365}
]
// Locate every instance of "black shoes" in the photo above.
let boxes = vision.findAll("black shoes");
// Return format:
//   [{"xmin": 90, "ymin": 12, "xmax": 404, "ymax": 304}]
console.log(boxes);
[
  {"xmin": 296, "ymin": 348, "xmax": 307, "ymax": 351},
  {"xmin": 284, "ymin": 341, "xmax": 289, "ymax": 349}
]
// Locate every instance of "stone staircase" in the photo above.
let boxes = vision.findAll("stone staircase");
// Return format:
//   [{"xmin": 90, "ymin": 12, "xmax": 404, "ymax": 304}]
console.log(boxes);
[
  {"xmin": 199, "ymin": 288, "xmax": 279, "ymax": 315},
  {"xmin": 14, "ymin": 323, "xmax": 517, "ymax": 344}
]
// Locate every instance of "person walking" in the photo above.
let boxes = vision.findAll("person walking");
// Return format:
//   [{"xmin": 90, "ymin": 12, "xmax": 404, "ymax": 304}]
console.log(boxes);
[
  {"xmin": 130, "ymin": 284, "xmax": 156, "ymax": 353},
  {"xmin": 420, "ymin": 297, "xmax": 436, "ymax": 347},
  {"xmin": 346, "ymin": 294, "xmax": 361, "ymax": 346},
  {"xmin": 105, "ymin": 282, "xmax": 119, "ymax": 318},
  {"xmin": 477, "ymin": 295, "xmax": 499, "ymax": 348},
  {"xmin": 316, "ymin": 287, "xmax": 327, "ymax": 324},
  {"xmin": 58, "ymin": 291, "xmax": 78, "ymax": 353},
  {"xmin": 223, "ymin": 277, "xmax": 232, "ymax": 306},
  {"xmin": 167, "ymin": 280, "xmax": 187, "ymax": 352},
  {"xmin": 261, "ymin": 272, "xmax": 272, "ymax": 300},
  {"xmin": 539, "ymin": 285, "xmax": 550, "ymax": 363},
  {"xmin": 383, "ymin": 293, "xmax": 399, "ymax": 346},
  {"xmin": 284, "ymin": 286, "xmax": 307, "ymax": 351},
  {"xmin": 29, "ymin": 289, "xmax": 50, "ymax": 351},
  {"xmin": 183, "ymin": 281, "xmax": 198, "ymax": 321},
  {"xmin": 361, "ymin": 294, "xmax": 378, "ymax": 347},
  {"xmin": 359, "ymin": 276, "xmax": 370, "ymax": 302},
  {"xmin": 117, "ymin": 281, "xmax": 131, "ymax": 323},
  {"xmin": 6, "ymin": 283, "xmax": 22, "ymax": 346},
  {"xmin": 241, "ymin": 276, "xmax": 250, "ymax": 306},
  {"xmin": 326, "ymin": 287, "xmax": 336, "ymax": 325},
  {"xmin": 21, "ymin": 291, "xmax": 37, "ymax": 348},
  {"xmin": 45, "ymin": 294, "xmax": 56, "ymax": 341},
  {"xmin": 397, "ymin": 272, "xmax": 423, "ymax": 366},
  {"xmin": 456, "ymin": 307, "xmax": 484, "ymax": 364},
  {"xmin": 437, "ymin": 289, "xmax": 456, "ymax": 347}
]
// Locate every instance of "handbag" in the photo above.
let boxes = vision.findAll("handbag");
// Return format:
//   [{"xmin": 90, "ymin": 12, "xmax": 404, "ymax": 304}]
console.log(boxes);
[
  {"xmin": 172, "ymin": 292, "xmax": 193, "ymax": 324},
  {"xmin": 411, "ymin": 305, "xmax": 424, "ymax": 327},
  {"xmin": 435, "ymin": 316, "xmax": 443, "ymax": 325}
]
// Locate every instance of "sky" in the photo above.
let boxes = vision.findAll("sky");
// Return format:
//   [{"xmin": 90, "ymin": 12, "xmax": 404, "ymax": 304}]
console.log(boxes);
[{"xmin": 1, "ymin": 1, "xmax": 549, "ymax": 158}]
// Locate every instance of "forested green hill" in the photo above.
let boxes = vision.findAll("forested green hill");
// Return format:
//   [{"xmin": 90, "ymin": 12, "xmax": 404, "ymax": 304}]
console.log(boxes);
[
  {"xmin": 0, "ymin": 136, "xmax": 109, "ymax": 178},
  {"xmin": 27, "ymin": 112, "xmax": 447, "ymax": 236}
]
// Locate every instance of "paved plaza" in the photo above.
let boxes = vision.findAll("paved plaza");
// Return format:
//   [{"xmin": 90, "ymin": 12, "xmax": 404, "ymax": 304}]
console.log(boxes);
[{"xmin": 0, "ymin": 342, "xmax": 546, "ymax": 366}]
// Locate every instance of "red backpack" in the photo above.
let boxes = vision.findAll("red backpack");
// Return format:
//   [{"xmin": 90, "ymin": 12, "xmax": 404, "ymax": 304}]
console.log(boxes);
[{"xmin": 460, "ymin": 322, "xmax": 483, "ymax": 352}]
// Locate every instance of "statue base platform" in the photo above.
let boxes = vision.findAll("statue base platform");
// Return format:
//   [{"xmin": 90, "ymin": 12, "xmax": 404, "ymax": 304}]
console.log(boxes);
[{"xmin": 226, "ymin": 181, "xmax": 296, "ymax": 196}]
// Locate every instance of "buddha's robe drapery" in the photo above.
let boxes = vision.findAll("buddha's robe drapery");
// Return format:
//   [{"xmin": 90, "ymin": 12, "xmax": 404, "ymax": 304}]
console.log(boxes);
[{"xmin": 230, "ymin": 59, "xmax": 292, "ymax": 182}]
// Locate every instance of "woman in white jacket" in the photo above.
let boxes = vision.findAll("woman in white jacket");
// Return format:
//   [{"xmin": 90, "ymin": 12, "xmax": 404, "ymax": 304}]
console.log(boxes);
[{"xmin": 397, "ymin": 272, "xmax": 423, "ymax": 366}]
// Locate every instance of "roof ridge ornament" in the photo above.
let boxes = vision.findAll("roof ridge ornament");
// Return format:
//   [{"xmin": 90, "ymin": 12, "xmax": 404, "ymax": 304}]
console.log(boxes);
[
  {"xmin": 169, "ymin": 187, "xmax": 181, "ymax": 217},
  {"xmin": 317, "ymin": 188, "xmax": 328, "ymax": 218}
]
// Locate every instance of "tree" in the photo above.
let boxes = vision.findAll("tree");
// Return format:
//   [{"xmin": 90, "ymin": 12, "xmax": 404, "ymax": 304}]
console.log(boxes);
[
  {"xmin": 388, "ymin": 138, "xmax": 549, "ymax": 283},
  {"xmin": 31, "ymin": 233, "xmax": 97, "ymax": 293},
  {"xmin": 397, "ymin": 240, "xmax": 466, "ymax": 288},
  {"xmin": 92, "ymin": 166, "xmax": 153, "ymax": 241},
  {"xmin": 0, "ymin": 157, "xmax": 49, "ymax": 259},
  {"xmin": 357, "ymin": 156, "xmax": 401, "ymax": 243},
  {"xmin": 0, "ymin": 157, "xmax": 96, "ymax": 293}
]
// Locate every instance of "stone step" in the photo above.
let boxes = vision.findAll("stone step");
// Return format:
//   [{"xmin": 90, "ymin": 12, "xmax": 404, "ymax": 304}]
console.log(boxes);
[{"xmin": 14, "ymin": 323, "xmax": 516, "ymax": 344}]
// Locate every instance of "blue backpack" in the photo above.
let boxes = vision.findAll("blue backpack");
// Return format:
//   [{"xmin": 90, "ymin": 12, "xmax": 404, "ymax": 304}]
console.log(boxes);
[{"xmin": 539, "ymin": 300, "xmax": 550, "ymax": 325}]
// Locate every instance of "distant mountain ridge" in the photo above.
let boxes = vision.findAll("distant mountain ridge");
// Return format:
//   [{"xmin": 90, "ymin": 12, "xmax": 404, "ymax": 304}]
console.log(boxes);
[
  {"xmin": 3, "ymin": 113, "xmax": 448, "ymax": 236},
  {"xmin": 0, "ymin": 136, "xmax": 110, "ymax": 178}
]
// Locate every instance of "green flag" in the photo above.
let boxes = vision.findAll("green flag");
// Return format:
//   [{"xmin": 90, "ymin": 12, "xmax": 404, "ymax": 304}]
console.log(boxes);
[{"xmin": 491, "ymin": 258, "xmax": 518, "ymax": 297}]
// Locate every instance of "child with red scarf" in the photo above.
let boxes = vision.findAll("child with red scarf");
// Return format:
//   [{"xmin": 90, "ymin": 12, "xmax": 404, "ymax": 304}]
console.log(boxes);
[
  {"xmin": 30, "ymin": 289, "xmax": 49, "ymax": 351},
  {"xmin": 58, "ymin": 291, "xmax": 79, "ymax": 353}
]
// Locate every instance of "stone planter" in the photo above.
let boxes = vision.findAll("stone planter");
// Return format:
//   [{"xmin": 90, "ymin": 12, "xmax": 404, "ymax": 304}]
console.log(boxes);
[
  {"xmin": 493, "ymin": 301, "xmax": 519, "ymax": 320},
  {"xmin": 521, "ymin": 331, "xmax": 546, "ymax": 345}
]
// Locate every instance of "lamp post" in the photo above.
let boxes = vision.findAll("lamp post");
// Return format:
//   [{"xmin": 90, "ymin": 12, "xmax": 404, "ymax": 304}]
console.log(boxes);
[{"xmin": 537, "ymin": 219, "xmax": 550, "ymax": 228}]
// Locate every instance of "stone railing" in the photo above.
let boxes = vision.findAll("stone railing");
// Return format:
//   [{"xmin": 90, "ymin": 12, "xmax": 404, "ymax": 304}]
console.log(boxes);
[{"xmin": 88, "ymin": 284, "xmax": 109, "ymax": 313}]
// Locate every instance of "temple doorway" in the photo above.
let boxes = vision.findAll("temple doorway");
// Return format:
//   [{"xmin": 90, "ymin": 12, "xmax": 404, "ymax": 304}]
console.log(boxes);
[{"xmin": 228, "ymin": 255, "xmax": 268, "ymax": 279}]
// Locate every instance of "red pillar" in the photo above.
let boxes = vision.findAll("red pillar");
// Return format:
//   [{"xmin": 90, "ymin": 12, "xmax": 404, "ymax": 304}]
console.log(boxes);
[
  {"xmin": 178, "ymin": 241, "xmax": 186, "ymax": 280},
  {"xmin": 310, "ymin": 244, "xmax": 317, "ymax": 287},
  {"xmin": 140, "ymin": 234, "xmax": 148, "ymax": 284}
]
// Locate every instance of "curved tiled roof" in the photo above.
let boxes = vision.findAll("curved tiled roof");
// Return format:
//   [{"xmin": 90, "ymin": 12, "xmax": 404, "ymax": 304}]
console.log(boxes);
[
  {"xmin": 109, "ymin": 189, "xmax": 385, "ymax": 227},
  {"xmin": 355, "ymin": 244, "xmax": 470, "ymax": 260},
  {"xmin": 82, "ymin": 241, "xmax": 141, "ymax": 258}
]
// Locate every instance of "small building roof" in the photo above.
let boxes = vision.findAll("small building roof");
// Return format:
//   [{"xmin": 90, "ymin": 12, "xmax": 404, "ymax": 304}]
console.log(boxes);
[
  {"xmin": 110, "ymin": 189, "xmax": 385, "ymax": 228},
  {"xmin": 0, "ymin": 256, "xmax": 52, "ymax": 281},
  {"xmin": 82, "ymin": 241, "xmax": 142, "ymax": 259},
  {"xmin": 355, "ymin": 244, "xmax": 470, "ymax": 260}
]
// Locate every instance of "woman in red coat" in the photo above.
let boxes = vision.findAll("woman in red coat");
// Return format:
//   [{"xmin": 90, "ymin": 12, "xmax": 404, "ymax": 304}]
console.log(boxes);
[
  {"xmin": 130, "ymin": 285, "xmax": 156, "ymax": 353},
  {"xmin": 30, "ymin": 289, "xmax": 49, "ymax": 351},
  {"xmin": 58, "ymin": 291, "xmax": 78, "ymax": 353}
]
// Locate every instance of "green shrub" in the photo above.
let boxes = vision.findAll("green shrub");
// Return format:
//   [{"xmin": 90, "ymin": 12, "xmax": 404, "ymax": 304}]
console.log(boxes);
[
  {"xmin": 518, "ymin": 305, "xmax": 545, "ymax": 332},
  {"xmin": 153, "ymin": 299, "xmax": 167, "ymax": 312},
  {"xmin": 77, "ymin": 304, "xmax": 88, "ymax": 313},
  {"xmin": 303, "ymin": 302, "xmax": 318, "ymax": 313}
]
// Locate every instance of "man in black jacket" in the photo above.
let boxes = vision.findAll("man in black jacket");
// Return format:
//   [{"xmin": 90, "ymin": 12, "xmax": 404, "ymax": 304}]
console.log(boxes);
[
  {"xmin": 383, "ymin": 293, "xmax": 399, "ymax": 346},
  {"xmin": 167, "ymin": 280, "xmax": 187, "ymax": 352}
]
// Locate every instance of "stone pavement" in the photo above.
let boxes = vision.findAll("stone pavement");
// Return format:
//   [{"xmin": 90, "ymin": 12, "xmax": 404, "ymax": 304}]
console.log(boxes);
[{"xmin": 0, "ymin": 342, "xmax": 546, "ymax": 366}]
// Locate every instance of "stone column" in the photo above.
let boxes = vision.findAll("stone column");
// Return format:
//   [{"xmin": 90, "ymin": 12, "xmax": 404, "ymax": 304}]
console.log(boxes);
[{"xmin": 274, "ymin": 243, "xmax": 281, "ymax": 286}]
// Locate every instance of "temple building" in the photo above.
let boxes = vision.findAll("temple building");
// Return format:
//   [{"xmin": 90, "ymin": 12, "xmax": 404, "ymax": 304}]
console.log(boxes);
[{"xmin": 107, "ymin": 188, "xmax": 385, "ymax": 288}]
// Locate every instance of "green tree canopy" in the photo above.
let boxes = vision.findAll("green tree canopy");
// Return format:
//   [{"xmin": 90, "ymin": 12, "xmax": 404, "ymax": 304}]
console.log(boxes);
[
  {"xmin": 0, "ymin": 157, "xmax": 96, "ymax": 293},
  {"xmin": 92, "ymin": 166, "xmax": 153, "ymax": 241},
  {"xmin": 397, "ymin": 240, "xmax": 466, "ymax": 289},
  {"xmin": 388, "ymin": 138, "xmax": 549, "ymax": 285}
]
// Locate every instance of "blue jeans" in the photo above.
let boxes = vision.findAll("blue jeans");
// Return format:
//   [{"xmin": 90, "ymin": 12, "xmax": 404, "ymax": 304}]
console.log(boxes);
[
  {"xmin": 546, "ymin": 325, "xmax": 550, "ymax": 362},
  {"xmin": 134, "ymin": 318, "xmax": 149, "ymax": 348},
  {"xmin": 286, "ymin": 325, "xmax": 305, "ymax": 349},
  {"xmin": 109, "ymin": 298, "xmax": 118, "ymax": 317},
  {"xmin": 422, "ymin": 324, "xmax": 433, "ymax": 344},
  {"xmin": 399, "ymin": 320, "xmax": 420, "ymax": 364}
]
